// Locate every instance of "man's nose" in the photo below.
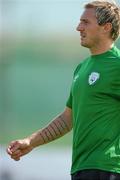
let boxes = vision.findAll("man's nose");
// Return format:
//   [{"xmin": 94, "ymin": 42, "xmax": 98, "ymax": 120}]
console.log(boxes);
[{"xmin": 76, "ymin": 23, "xmax": 84, "ymax": 32}]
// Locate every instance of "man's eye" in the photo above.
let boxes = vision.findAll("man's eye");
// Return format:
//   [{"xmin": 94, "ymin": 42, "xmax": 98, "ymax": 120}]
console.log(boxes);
[
  {"xmin": 84, "ymin": 21, "xmax": 88, "ymax": 24},
  {"xmin": 80, "ymin": 20, "xmax": 88, "ymax": 25}
]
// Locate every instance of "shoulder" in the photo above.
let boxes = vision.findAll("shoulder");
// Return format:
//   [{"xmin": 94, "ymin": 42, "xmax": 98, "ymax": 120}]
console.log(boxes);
[
  {"xmin": 107, "ymin": 46, "xmax": 120, "ymax": 67},
  {"xmin": 74, "ymin": 57, "xmax": 89, "ymax": 76},
  {"xmin": 112, "ymin": 45, "xmax": 120, "ymax": 59}
]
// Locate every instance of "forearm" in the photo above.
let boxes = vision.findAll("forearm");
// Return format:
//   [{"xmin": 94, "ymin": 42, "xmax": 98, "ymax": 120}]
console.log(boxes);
[{"xmin": 28, "ymin": 109, "xmax": 72, "ymax": 148}]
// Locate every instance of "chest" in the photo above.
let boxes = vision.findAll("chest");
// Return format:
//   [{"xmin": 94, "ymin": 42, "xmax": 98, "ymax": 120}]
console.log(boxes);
[{"xmin": 72, "ymin": 60, "xmax": 117, "ymax": 97}]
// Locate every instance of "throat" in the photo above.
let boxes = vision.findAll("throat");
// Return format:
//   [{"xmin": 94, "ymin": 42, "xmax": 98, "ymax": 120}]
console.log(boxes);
[{"xmin": 90, "ymin": 43, "xmax": 114, "ymax": 55}]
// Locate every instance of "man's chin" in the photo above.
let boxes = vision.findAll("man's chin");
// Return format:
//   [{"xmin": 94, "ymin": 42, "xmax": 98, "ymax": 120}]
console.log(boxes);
[
  {"xmin": 80, "ymin": 42, "xmax": 88, "ymax": 47},
  {"xmin": 80, "ymin": 41, "xmax": 90, "ymax": 48}
]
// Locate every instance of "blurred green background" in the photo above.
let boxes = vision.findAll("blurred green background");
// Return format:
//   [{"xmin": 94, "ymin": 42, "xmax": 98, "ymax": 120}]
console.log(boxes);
[
  {"xmin": 1, "ymin": 0, "xmax": 120, "ymax": 146},
  {"xmin": 1, "ymin": 1, "xmax": 120, "ymax": 180}
]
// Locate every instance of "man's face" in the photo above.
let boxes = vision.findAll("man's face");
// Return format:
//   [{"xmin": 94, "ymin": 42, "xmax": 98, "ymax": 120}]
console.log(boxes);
[{"xmin": 77, "ymin": 8, "xmax": 104, "ymax": 49}]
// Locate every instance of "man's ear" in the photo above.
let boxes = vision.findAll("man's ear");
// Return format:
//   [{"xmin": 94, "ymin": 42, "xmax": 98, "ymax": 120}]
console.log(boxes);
[{"xmin": 103, "ymin": 23, "xmax": 112, "ymax": 33}]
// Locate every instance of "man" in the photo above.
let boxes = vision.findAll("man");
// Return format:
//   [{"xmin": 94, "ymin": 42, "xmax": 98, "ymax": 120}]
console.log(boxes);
[{"xmin": 7, "ymin": 1, "xmax": 120, "ymax": 180}]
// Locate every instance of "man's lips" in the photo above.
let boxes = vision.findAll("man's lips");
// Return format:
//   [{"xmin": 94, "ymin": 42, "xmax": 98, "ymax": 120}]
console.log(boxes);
[{"xmin": 80, "ymin": 34, "xmax": 86, "ymax": 38}]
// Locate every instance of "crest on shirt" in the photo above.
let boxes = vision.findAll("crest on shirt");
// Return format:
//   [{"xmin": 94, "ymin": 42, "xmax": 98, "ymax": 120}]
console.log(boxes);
[{"xmin": 88, "ymin": 72, "xmax": 100, "ymax": 85}]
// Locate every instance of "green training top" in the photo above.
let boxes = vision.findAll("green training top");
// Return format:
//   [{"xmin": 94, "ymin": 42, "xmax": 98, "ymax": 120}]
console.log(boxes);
[{"xmin": 66, "ymin": 45, "xmax": 120, "ymax": 175}]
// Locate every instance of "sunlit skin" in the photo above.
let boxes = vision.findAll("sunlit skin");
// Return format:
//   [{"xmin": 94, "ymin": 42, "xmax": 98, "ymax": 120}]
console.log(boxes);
[{"xmin": 76, "ymin": 8, "xmax": 113, "ymax": 55}]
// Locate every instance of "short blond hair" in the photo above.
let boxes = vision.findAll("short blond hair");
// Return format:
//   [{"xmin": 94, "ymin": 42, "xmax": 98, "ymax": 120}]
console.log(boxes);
[{"xmin": 85, "ymin": 1, "xmax": 120, "ymax": 41}]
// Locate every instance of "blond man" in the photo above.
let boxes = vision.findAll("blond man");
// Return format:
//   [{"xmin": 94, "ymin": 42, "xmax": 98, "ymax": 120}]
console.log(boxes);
[{"xmin": 7, "ymin": 1, "xmax": 120, "ymax": 179}]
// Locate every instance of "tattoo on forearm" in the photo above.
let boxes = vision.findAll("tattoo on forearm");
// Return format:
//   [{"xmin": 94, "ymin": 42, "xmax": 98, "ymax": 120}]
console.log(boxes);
[
  {"xmin": 39, "ymin": 115, "xmax": 71, "ymax": 144},
  {"xmin": 57, "ymin": 118, "xmax": 64, "ymax": 128},
  {"xmin": 50, "ymin": 124, "xmax": 58, "ymax": 136},
  {"xmin": 44, "ymin": 130, "xmax": 50, "ymax": 142},
  {"xmin": 46, "ymin": 127, "xmax": 55, "ymax": 140},
  {"xmin": 39, "ymin": 132, "xmax": 46, "ymax": 143},
  {"xmin": 53, "ymin": 121, "xmax": 63, "ymax": 135},
  {"xmin": 58, "ymin": 115, "xmax": 70, "ymax": 131}
]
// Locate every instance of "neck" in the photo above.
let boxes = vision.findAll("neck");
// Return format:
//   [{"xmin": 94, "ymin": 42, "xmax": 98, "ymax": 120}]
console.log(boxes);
[{"xmin": 90, "ymin": 41, "xmax": 114, "ymax": 55}]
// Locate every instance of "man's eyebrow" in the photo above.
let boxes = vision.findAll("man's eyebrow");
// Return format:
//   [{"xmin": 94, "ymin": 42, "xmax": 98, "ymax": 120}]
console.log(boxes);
[
  {"xmin": 79, "ymin": 18, "xmax": 89, "ymax": 23},
  {"xmin": 80, "ymin": 18, "xmax": 89, "ymax": 21}
]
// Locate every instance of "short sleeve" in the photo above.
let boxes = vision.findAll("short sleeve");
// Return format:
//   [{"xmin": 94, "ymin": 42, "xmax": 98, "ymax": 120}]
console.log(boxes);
[
  {"xmin": 66, "ymin": 62, "xmax": 83, "ymax": 109},
  {"xmin": 66, "ymin": 89, "xmax": 72, "ymax": 109}
]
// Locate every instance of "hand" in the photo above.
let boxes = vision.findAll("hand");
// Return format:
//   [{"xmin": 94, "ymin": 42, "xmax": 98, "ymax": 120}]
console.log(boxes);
[{"xmin": 6, "ymin": 138, "xmax": 33, "ymax": 161}]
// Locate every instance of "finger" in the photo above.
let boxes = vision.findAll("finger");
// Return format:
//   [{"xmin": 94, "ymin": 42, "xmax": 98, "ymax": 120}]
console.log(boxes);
[
  {"xmin": 11, "ymin": 152, "xmax": 22, "ymax": 160},
  {"xmin": 7, "ymin": 147, "xmax": 13, "ymax": 155},
  {"xmin": 11, "ymin": 156, "xmax": 20, "ymax": 161},
  {"xmin": 10, "ymin": 149, "xmax": 21, "ymax": 156},
  {"xmin": 14, "ymin": 158, "xmax": 20, "ymax": 161},
  {"xmin": 8, "ymin": 141, "xmax": 21, "ymax": 153}
]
